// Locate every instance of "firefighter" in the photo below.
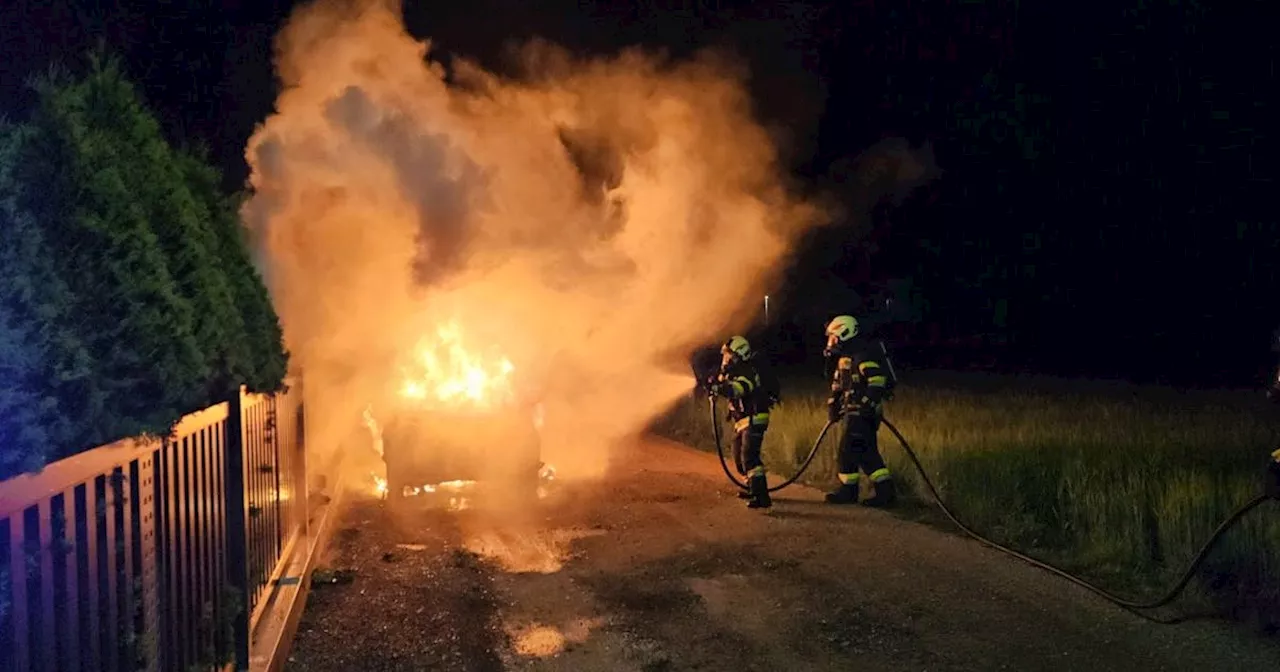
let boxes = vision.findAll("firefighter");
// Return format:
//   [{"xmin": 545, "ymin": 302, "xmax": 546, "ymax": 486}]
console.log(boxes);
[
  {"xmin": 822, "ymin": 314, "xmax": 897, "ymax": 506},
  {"xmin": 709, "ymin": 335, "xmax": 773, "ymax": 509}
]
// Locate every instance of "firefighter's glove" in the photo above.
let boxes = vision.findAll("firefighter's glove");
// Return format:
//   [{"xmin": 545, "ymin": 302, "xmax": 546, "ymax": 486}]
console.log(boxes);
[
  {"xmin": 854, "ymin": 396, "xmax": 881, "ymax": 420},
  {"xmin": 709, "ymin": 382, "xmax": 729, "ymax": 398},
  {"xmin": 700, "ymin": 377, "xmax": 718, "ymax": 397},
  {"xmin": 1266, "ymin": 454, "xmax": 1280, "ymax": 501}
]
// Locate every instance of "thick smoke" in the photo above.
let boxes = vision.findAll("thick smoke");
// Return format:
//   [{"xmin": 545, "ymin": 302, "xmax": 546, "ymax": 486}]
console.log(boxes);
[{"xmin": 243, "ymin": 0, "xmax": 832, "ymax": 481}]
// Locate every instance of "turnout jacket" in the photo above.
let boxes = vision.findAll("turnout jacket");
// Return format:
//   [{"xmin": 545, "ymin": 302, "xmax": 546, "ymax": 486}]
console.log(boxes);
[
  {"xmin": 716, "ymin": 361, "xmax": 771, "ymax": 430},
  {"xmin": 827, "ymin": 338, "xmax": 890, "ymax": 415}
]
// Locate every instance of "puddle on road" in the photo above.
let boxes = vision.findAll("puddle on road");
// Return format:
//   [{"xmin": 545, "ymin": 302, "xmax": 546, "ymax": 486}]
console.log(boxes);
[{"xmin": 464, "ymin": 527, "xmax": 607, "ymax": 574}]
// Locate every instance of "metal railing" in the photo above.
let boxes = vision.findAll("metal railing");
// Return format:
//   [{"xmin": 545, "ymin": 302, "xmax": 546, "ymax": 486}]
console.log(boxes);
[{"xmin": 0, "ymin": 382, "xmax": 307, "ymax": 672}]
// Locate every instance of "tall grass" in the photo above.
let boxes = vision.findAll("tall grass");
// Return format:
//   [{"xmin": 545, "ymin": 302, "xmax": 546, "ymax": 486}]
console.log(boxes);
[{"xmin": 649, "ymin": 371, "xmax": 1280, "ymax": 627}]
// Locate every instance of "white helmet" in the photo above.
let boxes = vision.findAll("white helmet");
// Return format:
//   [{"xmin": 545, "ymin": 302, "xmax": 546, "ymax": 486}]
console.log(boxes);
[
  {"xmin": 721, "ymin": 335, "xmax": 752, "ymax": 367},
  {"xmin": 825, "ymin": 315, "xmax": 859, "ymax": 346}
]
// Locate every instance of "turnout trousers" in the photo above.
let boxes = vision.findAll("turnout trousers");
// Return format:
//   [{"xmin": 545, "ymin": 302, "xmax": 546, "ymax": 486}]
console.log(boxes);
[
  {"xmin": 732, "ymin": 421, "xmax": 767, "ymax": 479},
  {"xmin": 836, "ymin": 414, "xmax": 892, "ymax": 487},
  {"xmin": 732, "ymin": 415, "xmax": 771, "ymax": 508}
]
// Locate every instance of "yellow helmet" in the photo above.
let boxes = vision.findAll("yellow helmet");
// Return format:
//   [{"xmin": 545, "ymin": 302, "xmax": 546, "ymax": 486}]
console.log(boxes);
[
  {"xmin": 721, "ymin": 335, "xmax": 753, "ymax": 363},
  {"xmin": 826, "ymin": 315, "xmax": 859, "ymax": 344}
]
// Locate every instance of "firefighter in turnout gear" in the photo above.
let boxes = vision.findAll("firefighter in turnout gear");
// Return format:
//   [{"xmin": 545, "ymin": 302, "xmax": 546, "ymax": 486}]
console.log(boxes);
[
  {"xmin": 710, "ymin": 336, "xmax": 773, "ymax": 509},
  {"xmin": 822, "ymin": 315, "xmax": 898, "ymax": 506}
]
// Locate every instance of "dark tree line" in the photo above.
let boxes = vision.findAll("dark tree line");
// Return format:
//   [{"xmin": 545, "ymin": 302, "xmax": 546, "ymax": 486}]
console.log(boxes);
[
  {"xmin": 3, "ymin": 1, "xmax": 1269, "ymax": 388},
  {"xmin": 777, "ymin": 0, "xmax": 1277, "ymax": 385},
  {"xmin": 0, "ymin": 52, "xmax": 287, "ymax": 478}
]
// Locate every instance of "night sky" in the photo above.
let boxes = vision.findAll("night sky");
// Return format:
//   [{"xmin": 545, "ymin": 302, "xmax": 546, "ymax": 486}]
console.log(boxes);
[{"xmin": 2, "ymin": 1, "xmax": 1276, "ymax": 387}]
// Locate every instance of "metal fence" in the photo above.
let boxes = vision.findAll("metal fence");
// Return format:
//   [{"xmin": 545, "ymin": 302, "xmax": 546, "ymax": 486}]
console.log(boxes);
[{"xmin": 0, "ymin": 382, "xmax": 307, "ymax": 672}]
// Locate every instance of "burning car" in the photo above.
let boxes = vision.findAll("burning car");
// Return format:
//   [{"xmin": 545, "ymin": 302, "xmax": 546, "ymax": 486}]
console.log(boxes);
[{"xmin": 374, "ymin": 321, "xmax": 546, "ymax": 505}]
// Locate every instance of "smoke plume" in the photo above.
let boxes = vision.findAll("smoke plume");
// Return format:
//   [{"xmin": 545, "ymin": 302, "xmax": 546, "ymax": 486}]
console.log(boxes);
[{"xmin": 243, "ymin": 0, "xmax": 832, "ymax": 482}]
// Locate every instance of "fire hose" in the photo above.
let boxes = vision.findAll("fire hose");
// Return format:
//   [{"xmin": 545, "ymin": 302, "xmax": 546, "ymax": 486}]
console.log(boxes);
[
  {"xmin": 706, "ymin": 396, "xmax": 1274, "ymax": 621},
  {"xmin": 708, "ymin": 396, "xmax": 835, "ymax": 494}
]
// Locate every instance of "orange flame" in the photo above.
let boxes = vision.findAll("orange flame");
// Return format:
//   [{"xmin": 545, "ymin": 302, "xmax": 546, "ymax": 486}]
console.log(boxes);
[{"xmin": 399, "ymin": 321, "xmax": 515, "ymax": 410}]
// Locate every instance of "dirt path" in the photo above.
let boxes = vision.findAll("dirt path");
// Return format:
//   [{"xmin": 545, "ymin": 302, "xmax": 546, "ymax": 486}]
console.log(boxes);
[{"xmin": 285, "ymin": 439, "xmax": 1278, "ymax": 672}]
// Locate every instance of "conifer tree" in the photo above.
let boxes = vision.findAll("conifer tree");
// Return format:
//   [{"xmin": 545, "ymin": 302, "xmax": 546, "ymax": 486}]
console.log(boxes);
[
  {"xmin": 176, "ymin": 148, "xmax": 289, "ymax": 392},
  {"xmin": 13, "ymin": 61, "xmax": 208, "ymax": 444},
  {"xmin": 0, "ymin": 120, "xmax": 96, "ymax": 473},
  {"xmin": 63, "ymin": 53, "xmax": 249, "ymax": 401}
]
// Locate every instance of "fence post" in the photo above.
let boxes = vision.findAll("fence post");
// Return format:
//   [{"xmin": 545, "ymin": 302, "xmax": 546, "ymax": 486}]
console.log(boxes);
[
  {"xmin": 137, "ymin": 452, "xmax": 160, "ymax": 672},
  {"xmin": 295, "ymin": 380, "xmax": 309, "ymax": 538},
  {"xmin": 224, "ymin": 386, "xmax": 251, "ymax": 671}
]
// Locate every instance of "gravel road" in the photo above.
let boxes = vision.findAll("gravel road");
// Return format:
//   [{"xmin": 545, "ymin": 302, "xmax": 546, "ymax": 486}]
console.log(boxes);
[{"xmin": 285, "ymin": 438, "xmax": 1278, "ymax": 671}]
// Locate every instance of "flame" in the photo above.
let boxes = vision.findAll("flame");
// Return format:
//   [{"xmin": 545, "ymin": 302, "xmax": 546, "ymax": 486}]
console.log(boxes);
[
  {"xmin": 372, "ymin": 473, "xmax": 388, "ymax": 498},
  {"xmin": 399, "ymin": 321, "xmax": 516, "ymax": 410},
  {"xmin": 401, "ymin": 479, "xmax": 476, "ymax": 498}
]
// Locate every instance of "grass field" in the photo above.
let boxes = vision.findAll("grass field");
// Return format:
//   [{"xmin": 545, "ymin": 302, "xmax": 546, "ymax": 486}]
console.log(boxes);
[{"xmin": 648, "ymin": 370, "xmax": 1280, "ymax": 629}]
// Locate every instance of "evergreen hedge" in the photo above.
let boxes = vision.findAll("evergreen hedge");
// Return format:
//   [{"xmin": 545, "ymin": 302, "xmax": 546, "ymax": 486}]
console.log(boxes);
[{"xmin": 0, "ymin": 53, "xmax": 288, "ymax": 478}]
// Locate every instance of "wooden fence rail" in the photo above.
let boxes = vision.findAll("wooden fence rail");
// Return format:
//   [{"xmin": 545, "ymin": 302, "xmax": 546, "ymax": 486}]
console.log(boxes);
[{"xmin": 0, "ymin": 382, "xmax": 307, "ymax": 672}]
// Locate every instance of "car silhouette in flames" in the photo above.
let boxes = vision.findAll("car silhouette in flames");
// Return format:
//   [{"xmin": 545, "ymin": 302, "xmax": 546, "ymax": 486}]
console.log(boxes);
[{"xmin": 375, "ymin": 322, "xmax": 546, "ymax": 506}]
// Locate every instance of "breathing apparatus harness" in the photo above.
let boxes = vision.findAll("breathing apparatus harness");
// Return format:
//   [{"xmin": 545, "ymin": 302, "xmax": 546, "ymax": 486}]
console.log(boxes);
[{"xmin": 696, "ymin": 344, "xmax": 1274, "ymax": 622}]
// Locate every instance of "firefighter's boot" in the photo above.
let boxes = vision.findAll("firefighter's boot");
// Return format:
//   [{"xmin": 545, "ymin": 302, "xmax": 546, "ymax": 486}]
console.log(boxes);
[
  {"xmin": 746, "ymin": 474, "xmax": 772, "ymax": 509},
  {"xmin": 737, "ymin": 488, "xmax": 752, "ymax": 500},
  {"xmin": 824, "ymin": 481, "xmax": 860, "ymax": 505},
  {"xmin": 864, "ymin": 478, "xmax": 898, "ymax": 508}
]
